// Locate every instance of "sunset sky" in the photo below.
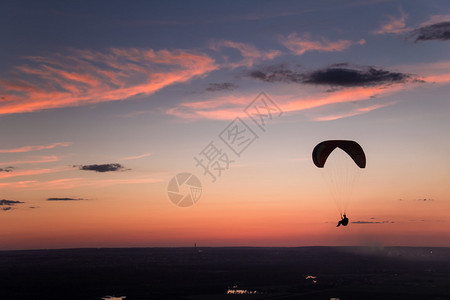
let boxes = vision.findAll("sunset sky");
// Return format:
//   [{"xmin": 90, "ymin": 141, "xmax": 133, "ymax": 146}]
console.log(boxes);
[{"xmin": 1, "ymin": 0, "xmax": 450, "ymax": 250}]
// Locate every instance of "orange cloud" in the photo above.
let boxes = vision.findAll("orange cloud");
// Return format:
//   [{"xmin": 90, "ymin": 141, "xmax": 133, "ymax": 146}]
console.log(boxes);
[
  {"xmin": 281, "ymin": 33, "xmax": 365, "ymax": 55},
  {"xmin": 0, "ymin": 155, "xmax": 61, "ymax": 165},
  {"xmin": 0, "ymin": 176, "xmax": 162, "ymax": 190},
  {"xmin": 0, "ymin": 178, "xmax": 83, "ymax": 190},
  {"xmin": 0, "ymin": 166, "xmax": 70, "ymax": 179},
  {"xmin": 0, "ymin": 48, "xmax": 218, "ymax": 115},
  {"xmin": 210, "ymin": 40, "xmax": 281, "ymax": 68},
  {"xmin": 0, "ymin": 142, "xmax": 71, "ymax": 153},
  {"xmin": 372, "ymin": 9, "xmax": 412, "ymax": 34}
]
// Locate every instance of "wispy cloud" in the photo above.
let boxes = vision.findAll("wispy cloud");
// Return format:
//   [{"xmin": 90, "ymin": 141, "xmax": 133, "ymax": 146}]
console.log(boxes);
[
  {"xmin": 372, "ymin": 9, "xmax": 412, "ymax": 34},
  {"xmin": 168, "ymin": 81, "xmax": 412, "ymax": 121},
  {"xmin": 0, "ymin": 48, "xmax": 217, "ymax": 115},
  {"xmin": 280, "ymin": 33, "xmax": 365, "ymax": 56},
  {"xmin": 314, "ymin": 102, "xmax": 394, "ymax": 121},
  {"xmin": 75, "ymin": 163, "xmax": 128, "ymax": 172},
  {"xmin": 121, "ymin": 152, "xmax": 153, "ymax": 161},
  {"xmin": 0, "ymin": 177, "xmax": 162, "ymax": 190},
  {"xmin": 419, "ymin": 14, "xmax": 450, "ymax": 27},
  {"xmin": 0, "ymin": 166, "xmax": 70, "ymax": 179},
  {"xmin": 394, "ymin": 61, "xmax": 450, "ymax": 88},
  {"xmin": 210, "ymin": 40, "xmax": 281, "ymax": 69},
  {"xmin": 0, "ymin": 155, "xmax": 61, "ymax": 166},
  {"xmin": 248, "ymin": 64, "xmax": 304, "ymax": 83},
  {"xmin": 0, "ymin": 142, "xmax": 71, "ymax": 153},
  {"xmin": 166, "ymin": 94, "xmax": 249, "ymax": 120},
  {"xmin": 0, "ymin": 178, "xmax": 84, "ymax": 190},
  {"xmin": 280, "ymin": 84, "xmax": 406, "ymax": 116}
]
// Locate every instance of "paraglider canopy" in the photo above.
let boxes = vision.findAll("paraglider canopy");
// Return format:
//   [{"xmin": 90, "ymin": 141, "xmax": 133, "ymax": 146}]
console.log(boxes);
[{"xmin": 312, "ymin": 140, "xmax": 366, "ymax": 169}]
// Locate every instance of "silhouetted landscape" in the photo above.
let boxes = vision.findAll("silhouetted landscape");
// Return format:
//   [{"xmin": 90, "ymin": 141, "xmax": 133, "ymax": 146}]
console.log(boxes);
[{"xmin": 1, "ymin": 246, "xmax": 449, "ymax": 299}]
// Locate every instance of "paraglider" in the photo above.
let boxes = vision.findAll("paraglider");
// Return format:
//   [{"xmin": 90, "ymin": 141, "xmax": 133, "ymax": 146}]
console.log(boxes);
[{"xmin": 312, "ymin": 140, "xmax": 366, "ymax": 227}]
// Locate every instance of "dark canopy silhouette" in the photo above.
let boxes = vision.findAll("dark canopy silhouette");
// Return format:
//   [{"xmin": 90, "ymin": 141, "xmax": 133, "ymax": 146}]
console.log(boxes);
[{"xmin": 312, "ymin": 140, "xmax": 366, "ymax": 169}]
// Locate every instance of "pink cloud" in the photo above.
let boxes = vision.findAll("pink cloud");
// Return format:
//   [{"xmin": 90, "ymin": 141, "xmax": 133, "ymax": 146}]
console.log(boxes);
[
  {"xmin": 418, "ymin": 14, "xmax": 450, "ymax": 27},
  {"xmin": 372, "ymin": 9, "xmax": 412, "ymax": 34},
  {"xmin": 280, "ymin": 33, "xmax": 365, "ymax": 55},
  {"xmin": 396, "ymin": 61, "xmax": 450, "ymax": 84},
  {"xmin": 280, "ymin": 85, "xmax": 405, "ymax": 113},
  {"xmin": 0, "ymin": 142, "xmax": 71, "ymax": 153},
  {"xmin": 166, "ymin": 95, "xmax": 249, "ymax": 120},
  {"xmin": 121, "ymin": 152, "xmax": 153, "ymax": 161},
  {"xmin": 167, "ymin": 82, "xmax": 413, "ymax": 121},
  {"xmin": 210, "ymin": 40, "xmax": 281, "ymax": 68},
  {"xmin": 314, "ymin": 102, "xmax": 395, "ymax": 121},
  {"xmin": 423, "ymin": 73, "xmax": 450, "ymax": 83},
  {"xmin": 0, "ymin": 48, "xmax": 218, "ymax": 115}
]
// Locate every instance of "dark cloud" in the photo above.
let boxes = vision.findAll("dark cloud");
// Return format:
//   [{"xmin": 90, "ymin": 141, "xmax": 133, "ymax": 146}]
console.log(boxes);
[
  {"xmin": 248, "ymin": 64, "xmax": 413, "ymax": 87},
  {"xmin": 0, "ymin": 166, "xmax": 14, "ymax": 172},
  {"xmin": 399, "ymin": 198, "xmax": 435, "ymax": 202},
  {"xmin": 1, "ymin": 199, "xmax": 24, "ymax": 211},
  {"xmin": 352, "ymin": 220, "xmax": 394, "ymax": 224},
  {"xmin": 302, "ymin": 66, "xmax": 412, "ymax": 87},
  {"xmin": 248, "ymin": 64, "xmax": 303, "ymax": 83},
  {"xmin": 206, "ymin": 82, "xmax": 237, "ymax": 92},
  {"xmin": 418, "ymin": 198, "xmax": 434, "ymax": 202},
  {"xmin": 75, "ymin": 163, "xmax": 128, "ymax": 172},
  {"xmin": 47, "ymin": 197, "xmax": 85, "ymax": 201},
  {"xmin": 412, "ymin": 22, "xmax": 450, "ymax": 42},
  {"xmin": 0, "ymin": 199, "xmax": 24, "ymax": 206}
]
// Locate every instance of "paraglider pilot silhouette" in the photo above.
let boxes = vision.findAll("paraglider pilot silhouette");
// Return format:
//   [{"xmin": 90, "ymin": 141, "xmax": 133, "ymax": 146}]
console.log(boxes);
[
  {"xmin": 312, "ymin": 140, "xmax": 366, "ymax": 228},
  {"xmin": 336, "ymin": 214, "xmax": 349, "ymax": 227}
]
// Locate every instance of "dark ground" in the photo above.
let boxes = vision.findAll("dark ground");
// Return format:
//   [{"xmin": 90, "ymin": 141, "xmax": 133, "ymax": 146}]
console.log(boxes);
[{"xmin": 1, "ymin": 246, "xmax": 449, "ymax": 299}]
